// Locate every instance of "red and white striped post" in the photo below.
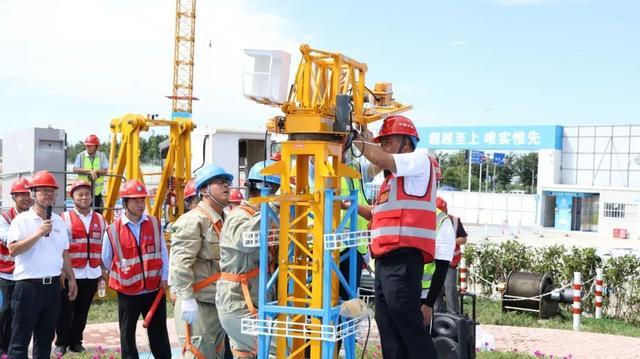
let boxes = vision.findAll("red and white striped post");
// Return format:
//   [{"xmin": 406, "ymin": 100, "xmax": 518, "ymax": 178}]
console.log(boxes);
[
  {"xmin": 573, "ymin": 272, "xmax": 582, "ymax": 331},
  {"xmin": 459, "ymin": 258, "xmax": 468, "ymax": 293},
  {"xmin": 595, "ymin": 268, "xmax": 604, "ymax": 319}
]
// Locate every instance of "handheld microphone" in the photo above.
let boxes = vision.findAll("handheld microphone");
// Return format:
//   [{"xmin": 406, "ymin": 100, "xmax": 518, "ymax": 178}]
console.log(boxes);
[{"xmin": 45, "ymin": 205, "xmax": 52, "ymax": 238}]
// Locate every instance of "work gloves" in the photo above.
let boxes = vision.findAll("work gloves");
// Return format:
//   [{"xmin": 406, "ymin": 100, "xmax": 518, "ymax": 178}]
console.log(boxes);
[{"xmin": 181, "ymin": 298, "xmax": 199, "ymax": 325}]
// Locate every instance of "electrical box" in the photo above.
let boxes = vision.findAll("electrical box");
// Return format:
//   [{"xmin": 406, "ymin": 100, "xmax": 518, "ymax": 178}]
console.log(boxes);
[
  {"xmin": 243, "ymin": 49, "xmax": 291, "ymax": 105},
  {"xmin": 2, "ymin": 127, "xmax": 66, "ymax": 213}
]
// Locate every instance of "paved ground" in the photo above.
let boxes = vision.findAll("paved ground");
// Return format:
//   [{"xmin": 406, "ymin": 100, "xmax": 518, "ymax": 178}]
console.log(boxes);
[{"xmin": 81, "ymin": 318, "xmax": 640, "ymax": 358}]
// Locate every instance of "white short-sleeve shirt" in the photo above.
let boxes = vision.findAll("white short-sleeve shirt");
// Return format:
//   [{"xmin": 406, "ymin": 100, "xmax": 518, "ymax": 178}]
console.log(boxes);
[{"xmin": 8, "ymin": 208, "xmax": 70, "ymax": 280}]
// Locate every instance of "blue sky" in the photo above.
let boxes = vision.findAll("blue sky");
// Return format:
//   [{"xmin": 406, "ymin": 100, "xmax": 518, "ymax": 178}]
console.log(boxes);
[{"xmin": 0, "ymin": 0, "xmax": 638, "ymax": 143}]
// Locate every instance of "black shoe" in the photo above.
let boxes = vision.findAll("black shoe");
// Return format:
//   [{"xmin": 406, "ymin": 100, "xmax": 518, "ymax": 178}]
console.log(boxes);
[
  {"xmin": 54, "ymin": 345, "xmax": 67, "ymax": 356},
  {"xmin": 68, "ymin": 344, "xmax": 86, "ymax": 353}
]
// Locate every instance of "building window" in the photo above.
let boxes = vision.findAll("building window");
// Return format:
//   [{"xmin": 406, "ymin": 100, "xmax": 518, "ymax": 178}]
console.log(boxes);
[{"xmin": 604, "ymin": 203, "xmax": 638, "ymax": 219}]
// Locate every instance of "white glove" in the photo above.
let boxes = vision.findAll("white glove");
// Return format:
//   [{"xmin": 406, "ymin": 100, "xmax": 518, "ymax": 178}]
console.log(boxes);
[{"xmin": 181, "ymin": 298, "xmax": 199, "ymax": 325}]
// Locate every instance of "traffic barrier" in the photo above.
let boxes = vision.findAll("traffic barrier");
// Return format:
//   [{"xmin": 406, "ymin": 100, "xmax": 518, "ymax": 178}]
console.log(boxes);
[
  {"xmin": 459, "ymin": 258, "xmax": 468, "ymax": 293},
  {"xmin": 573, "ymin": 272, "xmax": 582, "ymax": 331},
  {"xmin": 595, "ymin": 268, "xmax": 603, "ymax": 319}
]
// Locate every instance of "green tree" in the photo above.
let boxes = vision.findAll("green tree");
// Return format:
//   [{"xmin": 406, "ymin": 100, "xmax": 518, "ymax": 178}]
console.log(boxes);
[
  {"xmin": 512, "ymin": 152, "xmax": 538, "ymax": 193},
  {"xmin": 66, "ymin": 135, "xmax": 168, "ymax": 166}
]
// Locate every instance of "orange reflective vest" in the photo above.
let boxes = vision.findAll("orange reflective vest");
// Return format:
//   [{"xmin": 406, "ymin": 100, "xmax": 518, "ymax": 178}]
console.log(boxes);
[
  {"xmin": 370, "ymin": 167, "xmax": 437, "ymax": 263},
  {"xmin": 0, "ymin": 208, "xmax": 18, "ymax": 274},
  {"xmin": 62, "ymin": 210, "xmax": 105, "ymax": 269},
  {"xmin": 106, "ymin": 216, "xmax": 163, "ymax": 295}
]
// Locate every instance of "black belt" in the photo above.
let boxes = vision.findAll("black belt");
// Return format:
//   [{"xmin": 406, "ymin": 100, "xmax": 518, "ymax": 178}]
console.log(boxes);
[{"xmin": 19, "ymin": 276, "xmax": 60, "ymax": 285}]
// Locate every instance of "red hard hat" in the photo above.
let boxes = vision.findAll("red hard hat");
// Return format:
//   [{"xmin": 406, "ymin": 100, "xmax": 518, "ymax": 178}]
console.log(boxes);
[
  {"xmin": 10, "ymin": 178, "xmax": 31, "ymax": 194},
  {"xmin": 84, "ymin": 134, "xmax": 100, "ymax": 146},
  {"xmin": 28, "ymin": 171, "xmax": 59, "ymax": 189},
  {"xmin": 69, "ymin": 180, "xmax": 92, "ymax": 196},
  {"xmin": 270, "ymin": 152, "xmax": 282, "ymax": 161},
  {"xmin": 229, "ymin": 188, "xmax": 244, "ymax": 203},
  {"xmin": 373, "ymin": 115, "xmax": 419, "ymax": 143},
  {"xmin": 184, "ymin": 179, "xmax": 196, "ymax": 199},
  {"xmin": 429, "ymin": 156, "xmax": 442, "ymax": 180},
  {"xmin": 119, "ymin": 179, "xmax": 148, "ymax": 198},
  {"xmin": 436, "ymin": 197, "xmax": 448, "ymax": 213}
]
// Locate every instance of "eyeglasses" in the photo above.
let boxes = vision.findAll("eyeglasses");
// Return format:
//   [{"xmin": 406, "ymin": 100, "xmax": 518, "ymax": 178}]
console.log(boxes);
[{"xmin": 209, "ymin": 177, "xmax": 231, "ymax": 186}]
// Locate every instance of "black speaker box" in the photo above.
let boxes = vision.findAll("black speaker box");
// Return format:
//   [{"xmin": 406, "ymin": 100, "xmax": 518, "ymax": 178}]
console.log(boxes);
[{"xmin": 431, "ymin": 292, "xmax": 477, "ymax": 359}]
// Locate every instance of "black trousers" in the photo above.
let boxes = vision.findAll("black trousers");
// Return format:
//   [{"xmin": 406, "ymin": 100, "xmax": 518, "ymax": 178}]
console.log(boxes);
[
  {"xmin": 56, "ymin": 277, "xmax": 99, "ymax": 346},
  {"xmin": 339, "ymin": 250, "xmax": 365, "ymax": 300},
  {"xmin": 117, "ymin": 291, "xmax": 171, "ymax": 359},
  {"xmin": 9, "ymin": 278, "xmax": 62, "ymax": 359},
  {"xmin": 0, "ymin": 278, "xmax": 14, "ymax": 353},
  {"xmin": 374, "ymin": 248, "xmax": 436, "ymax": 359},
  {"xmin": 93, "ymin": 194, "xmax": 103, "ymax": 214}
]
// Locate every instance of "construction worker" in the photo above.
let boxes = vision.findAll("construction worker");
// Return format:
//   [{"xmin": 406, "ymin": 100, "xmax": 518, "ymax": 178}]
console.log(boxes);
[
  {"xmin": 434, "ymin": 197, "xmax": 468, "ymax": 314},
  {"xmin": 217, "ymin": 160, "xmax": 280, "ymax": 358},
  {"xmin": 227, "ymin": 188, "xmax": 244, "ymax": 212},
  {"xmin": 421, "ymin": 206, "xmax": 456, "ymax": 325},
  {"xmin": 350, "ymin": 115, "xmax": 455, "ymax": 359},
  {"xmin": 54, "ymin": 180, "xmax": 107, "ymax": 355},
  {"xmin": 170, "ymin": 164, "xmax": 233, "ymax": 359},
  {"xmin": 0, "ymin": 178, "xmax": 32, "ymax": 355},
  {"xmin": 73, "ymin": 134, "xmax": 109, "ymax": 212},
  {"xmin": 102, "ymin": 179, "xmax": 171, "ymax": 359},
  {"xmin": 184, "ymin": 179, "xmax": 199, "ymax": 212},
  {"xmin": 7, "ymin": 171, "xmax": 78, "ymax": 359}
]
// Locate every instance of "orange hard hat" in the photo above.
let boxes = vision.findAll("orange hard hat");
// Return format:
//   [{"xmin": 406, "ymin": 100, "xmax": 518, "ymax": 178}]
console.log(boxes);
[
  {"xmin": 184, "ymin": 179, "xmax": 196, "ymax": 199},
  {"xmin": 119, "ymin": 179, "xmax": 148, "ymax": 198},
  {"xmin": 10, "ymin": 178, "xmax": 31, "ymax": 194},
  {"xmin": 373, "ymin": 115, "xmax": 419, "ymax": 143},
  {"xmin": 436, "ymin": 197, "xmax": 448, "ymax": 213},
  {"xmin": 28, "ymin": 171, "xmax": 59, "ymax": 189},
  {"xmin": 69, "ymin": 180, "xmax": 92, "ymax": 196},
  {"xmin": 84, "ymin": 134, "xmax": 100, "ymax": 146},
  {"xmin": 229, "ymin": 188, "xmax": 244, "ymax": 203}
]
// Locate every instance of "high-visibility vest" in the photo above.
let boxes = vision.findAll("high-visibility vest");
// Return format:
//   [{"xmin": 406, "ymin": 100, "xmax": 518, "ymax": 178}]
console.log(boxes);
[
  {"xmin": 370, "ymin": 164, "xmax": 437, "ymax": 263},
  {"xmin": 106, "ymin": 216, "xmax": 163, "ymax": 295},
  {"xmin": 62, "ymin": 210, "xmax": 105, "ymax": 269},
  {"xmin": 0, "ymin": 208, "xmax": 18, "ymax": 274},
  {"xmin": 340, "ymin": 161, "xmax": 369, "ymax": 255},
  {"xmin": 422, "ymin": 209, "xmax": 451, "ymax": 290},
  {"xmin": 450, "ymin": 215, "xmax": 462, "ymax": 268},
  {"xmin": 78, "ymin": 151, "xmax": 104, "ymax": 196}
]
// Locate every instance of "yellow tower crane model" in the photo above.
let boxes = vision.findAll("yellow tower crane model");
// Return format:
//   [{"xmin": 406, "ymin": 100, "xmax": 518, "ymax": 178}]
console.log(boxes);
[
  {"xmin": 103, "ymin": 0, "xmax": 196, "ymax": 224},
  {"xmin": 242, "ymin": 44, "xmax": 411, "ymax": 359}
]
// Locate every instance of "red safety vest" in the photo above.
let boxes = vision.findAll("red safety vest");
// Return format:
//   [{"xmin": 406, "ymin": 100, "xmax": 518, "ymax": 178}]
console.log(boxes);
[
  {"xmin": 62, "ymin": 210, "xmax": 106, "ymax": 269},
  {"xmin": 106, "ymin": 216, "xmax": 163, "ymax": 295},
  {"xmin": 370, "ymin": 164, "xmax": 437, "ymax": 263},
  {"xmin": 450, "ymin": 215, "xmax": 462, "ymax": 268},
  {"xmin": 0, "ymin": 208, "xmax": 18, "ymax": 274}
]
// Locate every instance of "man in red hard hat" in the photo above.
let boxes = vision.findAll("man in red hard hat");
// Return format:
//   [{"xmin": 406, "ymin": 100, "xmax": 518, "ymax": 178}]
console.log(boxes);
[
  {"xmin": 183, "ymin": 179, "xmax": 199, "ymax": 212},
  {"xmin": 350, "ymin": 115, "xmax": 454, "ymax": 358},
  {"xmin": 7, "ymin": 171, "xmax": 78, "ymax": 359},
  {"xmin": 227, "ymin": 188, "xmax": 244, "ymax": 211},
  {"xmin": 434, "ymin": 197, "xmax": 467, "ymax": 315},
  {"xmin": 0, "ymin": 178, "xmax": 32, "ymax": 355},
  {"xmin": 54, "ymin": 180, "xmax": 107, "ymax": 355},
  {"xmin": 73, "ymin": 134, "xmax": 109, "ymax": 213},
  {"xmin": 101, "ymin": 179, "xmax": 171, "ymax": 359}
]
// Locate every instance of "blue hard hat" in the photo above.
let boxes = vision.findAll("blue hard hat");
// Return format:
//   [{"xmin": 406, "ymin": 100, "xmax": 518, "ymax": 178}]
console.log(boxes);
[
  {"xmin": 194, "ymin": 164, "xmax": 234, "ymax": 192},
  {"xmin": 248, "ymin": 160, "xmax": 280, "ymax": 185}
]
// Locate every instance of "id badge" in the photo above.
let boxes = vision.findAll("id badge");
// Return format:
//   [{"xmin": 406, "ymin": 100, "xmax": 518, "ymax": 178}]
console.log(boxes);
[
  {"xmin": 91, "ymin": 231, "xmax": 101, "ymax": 239},
  {"xmin": 146, "ymin": 244, "xmax": 155, "ymax": 253}
]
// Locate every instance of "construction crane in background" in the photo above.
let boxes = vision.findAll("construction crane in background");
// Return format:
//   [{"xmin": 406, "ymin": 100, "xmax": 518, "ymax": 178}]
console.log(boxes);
[
  {"xmin": 103, "ymin": 0, "xmax": 197, "ymax": 224},
  {"xmin": 243, "ymin": 44, "xmax": 411, "ymax": 359}
]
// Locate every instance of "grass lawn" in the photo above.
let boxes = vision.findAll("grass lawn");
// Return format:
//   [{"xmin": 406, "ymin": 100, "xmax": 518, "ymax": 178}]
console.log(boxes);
[
  {"xmin": 87, "ymin": 298, "xmax": 174, "ymax": 324},
  {"xmin": 475, "ymin": 297, "xmax": 640, "ymax": 338}
]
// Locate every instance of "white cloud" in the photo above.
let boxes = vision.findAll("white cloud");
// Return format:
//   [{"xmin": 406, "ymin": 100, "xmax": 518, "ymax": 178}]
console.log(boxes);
[{"xmin": 0, "ymin": 0, "xmax": 305, "ymax": 142}]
